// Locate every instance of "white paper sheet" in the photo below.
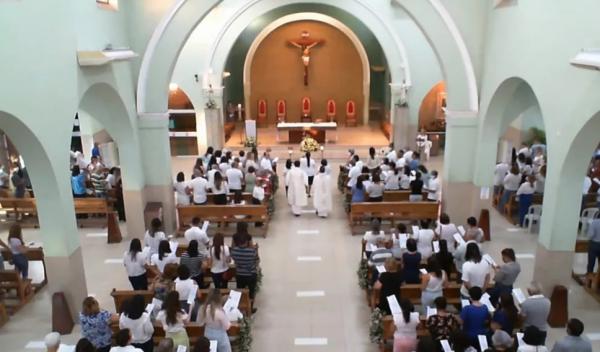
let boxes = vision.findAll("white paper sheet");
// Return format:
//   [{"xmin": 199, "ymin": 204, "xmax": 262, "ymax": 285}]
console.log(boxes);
[
  {"xmin": 481, "ymin": 293, "xmax": 495, "ymax": 312},
  {"xmin": 516, "ymin": 332, "xmax": 525, "ymax": 346},
  {"xmin": 58, "ymin": 345, "xmax": 75, "ymax": 352},
  {"xmin": 201, "ymin": 220, "xmax": 209, "ymax": 233},
  {"xmin": 176, "ymin": 346, "xmax": 187, "ymax": 352},
  {"xmin": 399, "ymin": 233, "xmax": 408, "ymax": 249},
  {"xmin": 210, "ymin": 341, "xmax": 218, "ymax": 352},
  {"xmin": 145, "ymin": 303, "xmax": 154, "ymax": 314},
  {"xmin": 366, "ymin": 243, "xmax": 378, "ymax": 252},
  {"xmin": 187, "ymin": 286, "xmax": 198, "ymax": 305},
  {"xmin": 482, "ymin": 254, "xmax": 497, "ymax": 267},
  {"xmin": 419, "ymin": 268, "xmax": 428, "ymax": 275},
  {"xmin": 458, "ymin": 226, "xmax": 466, "ymax": 236},
  {"xmin": 387, "ymin": 295, "xmax": 402, "ymax": 315},
  {"xmin": 440, "ymin": 339, "xmax": 453, "ymax": 352},
  {"xmin": 223, "ymin": 290, "xmax": 242, "ymax": 313},
  {"xmin": 512, "ymin": 288, "xmax": 527, "ymax": 305},
  {"xmin": 478, "ymin": 335, "xmax": 489, "ymax": 350},
  {"xmin": 151, "ymin": 298, "xmax": 163, "ymax": 311},
  {"xmin": 433, "ymin": 241, "xmax": 440, "ymax": 253},
  {"xmin": 411, "ymin": 226, "xmax": 420, "ymax": 236},
  {"xmin": 169, "ymin": 240, "xmax": 179, "ymax": 254},
  {"xmin": 461, "ymin": 299, "xmax": 470, "ymax": 308},
  {"xmin": 376, "ymin": 265, "xmax": 386, "ymax": 274},
  {"xmin": 426, "ymin": 307, "xmax": 438, "ymax": 318},
  {"xmin": 453, "ymin": 233, "xmax": 466, "ymax": 246}
]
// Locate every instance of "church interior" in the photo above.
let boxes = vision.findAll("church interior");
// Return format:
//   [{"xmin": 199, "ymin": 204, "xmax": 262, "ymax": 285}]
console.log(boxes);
[{"xmin": 1, "ymin": 1, "xmax": 600, "ymax": 351}]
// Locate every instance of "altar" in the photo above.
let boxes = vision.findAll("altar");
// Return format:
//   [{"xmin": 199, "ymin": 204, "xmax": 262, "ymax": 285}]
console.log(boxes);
[{"xmin": 276, "ymin": 122, "xmax": 338, "ymax": 143}]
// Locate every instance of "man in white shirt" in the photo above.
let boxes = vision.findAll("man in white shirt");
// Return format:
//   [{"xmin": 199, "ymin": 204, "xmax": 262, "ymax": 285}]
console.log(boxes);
[
  {"xmin": 187, "ymin": 175, "xmax": 209, "ymax": 205},
  {"xmin": 426, "ymin": 170, "xmax": 441, "ymax": 201},
  {"xmin": 386, "ymin": 145, "xmax": 398, "ymax": 163},
  {"xmin": 259, "ymin": 153, "xmax": 273, "ymax": 172},
  {"xmin": 226, "ymin": 162, "xmax": 244, "ymax": 196},
  {"xmin": 403, "ymin": 149, "xmax": 414, "ymax": 164},
  {"xmin": 184, "ymin": 217, "xmax": 210, "ymax": 255},
  {"xmin": 494, "ymin": 161, "xmax": 510, "ymax": 196},
  {"xmin": 347, "ymin": 158, "xmax": 362, "ymax": 188}
]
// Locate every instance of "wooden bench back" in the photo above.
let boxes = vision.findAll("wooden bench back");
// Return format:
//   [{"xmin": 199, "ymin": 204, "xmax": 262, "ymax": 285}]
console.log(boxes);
[
  {"xmin": 351, "ymin": 202, "xmax": 439, "ymax": 220},
  {"xmin": 177, "ymin": 205, "xmax": 267, "ymax": 230},
  {"xmin": 0, "ymin": 248, "xmax": 44, "ymax": 261},
  {"xmin": 110, "ymin": 289, "xmax": 154, "ymax": 313},
  {"xmin": 206, "ymin": 193, "xmax": 254, "ymax": 204},
  {"xmin": 0, "ymin": 270, "xmax": 23, "ymax": 284},
  {"xmin": 74, "ymin": 198, "xmax": 110, "ymax": 214},
  {"xmin": 0, "ymin": 198, "xmax": 37, "ymax": 212},
  {"xmin": 382, "ymin": 191, "xmax": 427, "ymax": 202}
]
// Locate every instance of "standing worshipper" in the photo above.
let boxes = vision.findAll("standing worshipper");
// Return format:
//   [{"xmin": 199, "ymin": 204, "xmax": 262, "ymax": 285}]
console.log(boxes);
[
  {"xmin": 286, "ymin": 160, "xmax": 308, "ymax": 216},
  {"xmin": 312, "ymin": 166, "xmax": 332, "ymax": 218},
  {"xmin": 300, "ymin": 152, "xmax": 316, "ymax": 196}
]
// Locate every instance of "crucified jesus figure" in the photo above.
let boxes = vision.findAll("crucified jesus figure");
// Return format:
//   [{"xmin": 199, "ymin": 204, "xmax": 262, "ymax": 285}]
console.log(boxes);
[{"xmin": 288, "ymin": 31, "xmax": 324, "ymax": 86}]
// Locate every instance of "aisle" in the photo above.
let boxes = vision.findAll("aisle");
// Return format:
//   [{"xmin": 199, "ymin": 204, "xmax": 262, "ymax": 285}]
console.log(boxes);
[{"xmin": 251, "ymin": 162, "xmax": 376, "ymax": 351}]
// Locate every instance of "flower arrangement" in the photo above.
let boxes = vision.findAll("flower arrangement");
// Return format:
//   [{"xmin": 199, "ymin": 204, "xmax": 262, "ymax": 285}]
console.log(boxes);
[
  {"xmin": 369, "ymin": 308, "xmax": 384, "ymax": 343},
  {"xmin": 300, "ymin": 136, "xmax": 320, "ymax": 153},
  {"xmin": 244, "ymin": 136, "xmax": 257, "ymax": 148},
  {"xmin": 234, "ymin": 317, "xmax": 253, "ymax": 352},
  {"xmin": 357, "ymin": 258, "xmax": 369, "ymax": 290}
]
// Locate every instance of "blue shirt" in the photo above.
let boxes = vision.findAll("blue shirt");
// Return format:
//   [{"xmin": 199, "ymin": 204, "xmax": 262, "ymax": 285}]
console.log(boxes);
[
  {"xmin": 409, "ymin": 159, "xmax": 420, "ymax": 171},
  {"xmin": 79, "ymin": 310, "xmax": 112, "ymax": 348},
  {"xmin": 460, "ymin": 304, "xmax": 489, "ymax": 340},
  {"xmin": 91, "ymin": 147, "xmax": 100, "ymax": 158},
  {"xmin": 71, "ymin": 174, "xmax": 86, "ymax": 195},
  {"xmin": 351, "ymin": 186, "xmax": 366, "ymax": 203},
  {"xmin": 492, "ymin": 309, "xmax": 514, "ymax": 334},
  {"xmin": 588, "ymin": 219, "xmax": 600, "ymax": 243}
]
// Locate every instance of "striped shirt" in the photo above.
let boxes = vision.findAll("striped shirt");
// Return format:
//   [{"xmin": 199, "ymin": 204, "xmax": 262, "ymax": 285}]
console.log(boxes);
[
  {"xmin": 230, "ymin": 246, "xmax": 258, "ymax": 276},
  {"xmin": 90, "ymin": 173, "xmax": 106, "ymax": 195},
  {"xmin": 180, "ymin": 252, "xmax": 205, "ymax": 277}
]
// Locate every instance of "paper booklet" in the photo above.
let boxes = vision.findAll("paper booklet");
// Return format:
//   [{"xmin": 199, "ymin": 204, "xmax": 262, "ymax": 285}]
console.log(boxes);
[
  {"xmin": 478, "ymin": 335, "xmax": 489, "ymax": 351},
  {"xmin": 399, "ymin": 233, "xmax": 408, "ymax": 249},
  {"xmin": 453, "ymin": 233, "xmax": 466, "ymax": 247},
  {"xmin": 482, "ymin": 254, "xmax": 497, "ymax": 267},
  {"xmin": 376, "ymin": 265, "xmax": 386, "ymax": 274},
  {"xmin": 202, "ymin": 220, "xmax": 210, "ymax": 233},
  {"xmin": 187, "ymin": 286, "xmax": 198, "ymax": 305},
  {"xmin": 481, "ymin": 293, "xmax": 495, "ymax": 312},
  {"xmin": 426, "ymin": 307, "xmax": 438, "ymax": 318},
  {"xmin": 387, "ymin": 295, "xmax": 402, "ymax": 315},
  {"xmin": 458, "ymin": 226, "xmax": 466, "ymax": 236},
  {"xmin": 440, "ymin": 339, "xmax": 453, "ymax": 352},
  {"xmin": 223, "ymin": 290, "xmax": 242, "ymax": 313},
  {"xmin": 176, "ymin": 346, "xmax": 187, "ymax": 352},
  {"xmin": 433, "ymin": 241, "xmax": 440, "ymax": 253},
  {"xmin": 512, "ymin": 288, "xmax": 527, "ymax": 305},
  {"xmin": 209, "ymin": 340, "xmax": 218, "ymax": 352},
  {"xmin": 411, "ymin": 226, "xmax": 420, "ymax": 237},
  {"xmin": 461, "ymin": 299, "xmax": 470, "ymax": 308},
  {"xmin": 419, "ymin": 268, "xmax": 428, "ymax": 275}
]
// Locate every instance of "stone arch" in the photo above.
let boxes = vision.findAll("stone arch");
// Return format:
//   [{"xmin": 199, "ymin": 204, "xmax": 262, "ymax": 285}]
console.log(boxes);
[
  {"xmin": 137, "ymin": 0, "xmax": 477, "ymax": 115},
  {"xmin": 474, "ymin": 77, "xmax": 545, "ymax": 185},
  {"xmin": 242, "ymin": 13, "xmax": 371, "ymax": 123}
]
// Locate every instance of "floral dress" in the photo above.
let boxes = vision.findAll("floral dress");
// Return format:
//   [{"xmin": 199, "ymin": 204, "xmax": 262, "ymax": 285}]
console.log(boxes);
[
  {"xmin": 426, "ymin": 313, "xmax": 459, "ymax": 341},
  {"xmin": 79, "ymin": 310, "xmax": 112, "ymax": 350}
]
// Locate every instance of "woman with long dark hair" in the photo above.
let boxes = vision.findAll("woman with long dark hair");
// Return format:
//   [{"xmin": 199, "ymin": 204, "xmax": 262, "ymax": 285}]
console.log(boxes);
[
  {"xmin": 209, "ymin": 233, "xmax": 230, "ymax": 288},
  {"xmin": 174, "ymin": 171, "xmax": 190, "ymax": 206},
  {"xmin": 393, "ymin": 299, "xmax": 420, "ymax": 352},
  {"xmin": 211, "ymin": 172, "xmax": 228, "ymax": 205},
  {"xmin": 460, "ymin": 243, "xmax": 490, "ymax": 298},
  {"xmin": 143, "ymin": 218, "xmax": 166, "ymax": 256},
  {"xmin": 300, "ymin": 151, "xmax": 316, "ymax": 196},
  {"xmin": 491, "ymin": 292, "xmax": 519, "ymax": 334},
  {"xmin": 192, "ymin": 158, "xmax": 204, "ymax": 179},
  {"xmin": 156, "ymin": 291, "xmax": 189, "ymax": 349},
  {"xmin": 119, "ymin": 295, "xmax": 154, "ymax": 352},
  {"xmin": 150, "ymin": 240, "xmax": 178, "ymax": 274},
  {"xmin": 123, "ymin": 238, "xmax": 149, "ymax": 290}
]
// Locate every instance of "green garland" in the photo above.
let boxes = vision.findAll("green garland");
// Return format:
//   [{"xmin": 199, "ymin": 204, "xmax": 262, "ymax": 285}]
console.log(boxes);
[
  {"xmin": 255, "ymin": 267, "xmax": 263, "ymax": 294},
  {"xmin": 369, "ymin": 308, "xmax": 384, "ymax": 343},
  {"xmin": 235, "ymin": 316, "xmax": 253, "ymax": 352},
  {"xmin": 357, "ymin": 259, "xmax": 369, "ymax": 290}
]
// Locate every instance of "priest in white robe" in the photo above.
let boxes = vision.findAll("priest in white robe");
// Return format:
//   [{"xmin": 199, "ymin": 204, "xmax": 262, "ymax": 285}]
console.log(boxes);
[
  {"xmin": 286, "ymin": 160, "xmax": 308, "ymax": 216},
  {"xmin": 312, "ymin": 166, "xmax": 332, "ymax": 218}
]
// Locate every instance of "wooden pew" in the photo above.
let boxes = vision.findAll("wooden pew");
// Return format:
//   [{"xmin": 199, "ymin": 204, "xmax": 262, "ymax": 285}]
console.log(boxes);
[
  {"xmin": 0, "ymin": 198, "xmax": 38, "ymax": 226},
  {"xmin": 371, "ymin": 283, "xmax": 462, "ymax": 308},
  {"xmin": 0, "ymin": 302, "xmax": 8, "ymax": 328},
  {"xmin": 572, "ymin": 239, "xmax": 600, "ymax": 303},
  {"xmin": 110, "ymin": 321, "xmax": 241, "ymax": 346},
  {"xmin": 74, "ymin": 198, "xmax": 122, "ymax": 243},
  {"xmin": 349, "ymin": 202, "xmax": 439, "ymax": 230},
  {"xmin": 0, "ymin": 247, "xmax": 47, "ymax": 291},
  {"xmin": 382, "ymin": 191, "xmax": 427, "ymax": 202},
  {"xmin": 0, "ymin": 270, "xmax": 35, "ymax": 313},
  {"xmin": 110, "ymin": 288, "xmax": 252, "ymax": 316},
  {"xmin": 503, "ymin": 193, "xmax": 543, "ymax": 224},
  {"xmin": 176, "ymin": 204, "xmax": 269, "ymax": 237},
  {"xmin": 206, "ymin": 193, "xmax": 255, "ymax": 204}
]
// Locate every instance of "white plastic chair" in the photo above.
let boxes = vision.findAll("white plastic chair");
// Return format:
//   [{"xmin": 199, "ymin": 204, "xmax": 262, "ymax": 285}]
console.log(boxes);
[
  {"xmin": 580, "ymin": 207, "xmax": 599, "ymax": 235},
  {"xmin": 424, "ymin": 141, "xmax": 433, "ymax": 161},
  {"xmin": 524, "ymin": 204, "xmax": 543, "ymax": 233}
]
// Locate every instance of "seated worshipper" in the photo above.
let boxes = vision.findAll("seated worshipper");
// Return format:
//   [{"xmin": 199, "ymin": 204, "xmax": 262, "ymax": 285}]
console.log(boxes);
[
  {"xmin": 312, "ymin": 166, "xmax": 332, "ymax": 218},
  {"xmin": 7, "ymin": 224, "xmax": 29, "ymax": 278},
  {"xmin": 198, "ymin": 289, "xmax": 232, "ymax": 352},
  {"xmin": 230, "ymin": 233, "xmax": 260, "ymax": 313},
  {"xmin": 75, "ymin": 338, "xmax": 97, "ymax": 352},
  {"xmin": 210, "ymin": 172, "xmax": 229, "ymax": 205},
  {"xmin": 520, "ymin": 283, "xmax": 551, "ymax": 345},
  {"xmin": 286, "ymin": 160, "xmax": 308, "ymax": 216},
  {"xmin": 491, "ymin": 329, "xmax": 515, "ymax": 352},
  {"xmin": 143, "ymin": 218, "xmax": 166, "ymax": 256},
  {"xmin": 110, "ymin": 328, "xmax": 143, "ymax": 352},
  {"xmin": 123, "ymin": 238, "xmax": 150, "ymax": 290},
  {"xmin": 460, "ymin": 243, "xmax": 491, "ymax": 298},
  {"xmin": 493, "ymin": 161, "xmax": 510, "ymax": 197},
  {"xmin": 436, "ymin": 213, "xmax": 460, "ymax": 253},
  {"xmin": 180, "ymin": 240, "xmax": 208, "ymax": 288},
  {"xmin": 44, "ymin": 332, "xmax": 63, "ymax": 352},
  {"xmin": 409, "ymin": 171, "xmax": 424, "ymax": 201},
  {"xmin": 402, "ymin": 239, "xmax": 422, "ymax": 284},
  {"xmin": 150, "ymin": 263, "xmax": 178, "ymax": 303},
  {"xmin": 187, "ymin": 172, "xmax": 209, "ymax": 205},
  {"xmin": 460, "ymin": 286, "xmax": 491, "ymax": 346},
  {"xmin": 421, "ymin": 257, "xmax": 448, "ymax": 309},
  {"xmin": 449, "ymin": 331, "xmax": 478, "ymax": 352},
  {"xmin": 425, "ymin": 170, "xmax": 441, "ymax": 202},
  {"xmin": 351, "ymin": 175, "xmax": 367, "ymax": 203},
  {"xmin": 119, "ymin": 295, "xmax": 154, "ymax": 352},
  {"xmin": 150, "ymin": 240, "xmax": 178, "ymax": 274},
  {"xmin": 366, "ymin": 173, "xmax": 385, "ymax": 202},
  {"xmin": 516, "ymin": 175, "xmax": 536, "ymax": 226},
  {"xmin": 79, "ymin": 296, "xmax": 119, "ymax": 352},
  {"xmin": 518, "ymin": 326, "xmax": 548, "ymax": 352},
  {"xmin": 551, "ymin": 318, "xmax": 592, "ymax": 352},
  {"xmin": 391, "ymin": 223, "xmax": 409, "ymax": 259},
  {"xmin": 386, "ymin": 144, "xmax": 398, "ymax": 163},
  {"xmin": 156, "ymin": 291, "xmax": 190, "ymax": 349},
  {"xmin": 71, "ymin": 165, "xmax": 88, "ymax": 198},
  {"xmin": 369, "ymin": 239, "xmax": 393, "ymax": 285},
  {"xmin": 184, "ymin": 217, "xmax": 210, "ymax": 256},
  {"xmin": 366, "ymin": 147, "xmax": 381, "ymax": 170},
  {"xmin": 363, "ymin": 219, "xmax": 386, "ymax": 257},
  {"xmin": 435, "ymin": 240, "xmax": 455, "ymax": 277},
  {"xmin": 489, "ymin": 248, "xmax": 521, "ymax": 305},
  {"xmin": 384, "ymin": 167, "xmax": 401, "ymax": 190},
  {"xmin": 226, "ymin": 161, "xmax": 244, "ymax": 198},
  {"xmin": 415, "ymin": 228, "xmax": 434, "ymax": 260},
  {"xmin": 373, "ymin": 257, "xmax": 404, "ymax": 315},
  {"xmin": 209, "ymin": 233, "xmax": 231, "ymax": 289},
  {"xmin": 393, "ymin": 299, "xmax": 420, "ymax": 352},
  {"xmin": 491, "ymin": 292, "xmax": 519, "ymax": 334},
  {"xmin": 175, "ymin": 265, "xmax": 199, "ymax": 312},
  {"xmin": 465, "ymin": 216, "xmax": 485, "ymax": 243},
  {"xmin": 427, "ymin": 297, "xmax": 460, "ymax": 342},
  {"xmin": 498, "ymin": 165, "xmax": 521, "ymax": 212},
  {"xmin": 453, "ymin": 232, "xmax": 480, "ymax": 276}
]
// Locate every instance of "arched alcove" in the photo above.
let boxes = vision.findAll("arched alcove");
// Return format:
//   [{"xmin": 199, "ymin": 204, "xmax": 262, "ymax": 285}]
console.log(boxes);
[
  {"xmin": 418, "ymin": 81, "xmax": 446, "ymax": 131},
  {"xmin": 168, "ymin": 85, "xmax": 199, "ymax": 155}
]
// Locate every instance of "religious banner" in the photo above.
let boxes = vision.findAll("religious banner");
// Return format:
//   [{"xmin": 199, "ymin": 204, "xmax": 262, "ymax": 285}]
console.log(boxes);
[{"xmin": 245, "ymin": 119, "xmax": 257, "ymax": 141}]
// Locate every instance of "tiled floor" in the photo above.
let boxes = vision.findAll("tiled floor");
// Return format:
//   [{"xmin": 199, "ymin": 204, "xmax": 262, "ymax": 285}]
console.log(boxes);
[{"xmin": 1, "ymin": 156, "xmax": 599, "ymax": 351}]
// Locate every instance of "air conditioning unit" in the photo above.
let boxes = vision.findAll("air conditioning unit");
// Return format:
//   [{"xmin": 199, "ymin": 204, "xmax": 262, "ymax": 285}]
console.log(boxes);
[{"xmin": 570, "ymin": 49, "xmax": 600, "ymax": 70}]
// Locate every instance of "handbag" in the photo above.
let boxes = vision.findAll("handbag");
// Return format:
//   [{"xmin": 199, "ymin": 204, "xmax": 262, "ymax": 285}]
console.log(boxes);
[{"xmin": 222, "ymin": 268, "xmax": 235, "ymax": 281}]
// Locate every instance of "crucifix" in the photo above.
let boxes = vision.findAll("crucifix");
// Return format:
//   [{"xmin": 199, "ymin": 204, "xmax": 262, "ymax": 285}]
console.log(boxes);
[{"xmin": 288, "ymin": 31, "xmax": 324, "ymax": 86}]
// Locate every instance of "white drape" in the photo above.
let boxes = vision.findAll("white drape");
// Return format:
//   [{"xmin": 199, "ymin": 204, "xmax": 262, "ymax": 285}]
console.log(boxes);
[{"xmin": 312, "ymin": 173, "xmax": 332, "ymax": 217}]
